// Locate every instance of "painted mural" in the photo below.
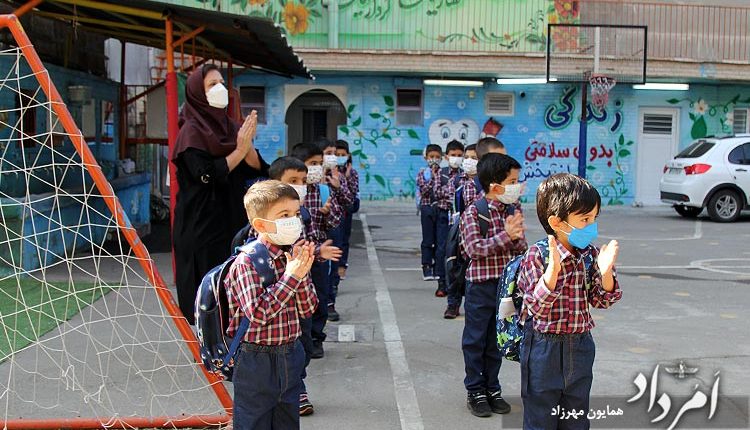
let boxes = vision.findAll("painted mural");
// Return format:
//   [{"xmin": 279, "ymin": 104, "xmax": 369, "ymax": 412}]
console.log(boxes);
[
  {"xmin": 169, "ymin": 0, "xmax": 579, "ymax": 52},
  {"xmin": 668, "ymin": 94, "xmax": 750, "ymax": 139}
]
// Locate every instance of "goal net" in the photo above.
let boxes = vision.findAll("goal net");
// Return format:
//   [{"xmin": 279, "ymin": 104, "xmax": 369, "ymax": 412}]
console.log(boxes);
[{"xmin": 0, "ymin": 15, "xmax": 230, "ymax": 429}]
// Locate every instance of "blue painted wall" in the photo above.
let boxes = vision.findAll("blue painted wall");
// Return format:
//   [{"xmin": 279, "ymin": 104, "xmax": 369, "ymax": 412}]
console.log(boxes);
[{"xmin": 233, "ymin": 72, "xmax": 750, "ymax": 205}]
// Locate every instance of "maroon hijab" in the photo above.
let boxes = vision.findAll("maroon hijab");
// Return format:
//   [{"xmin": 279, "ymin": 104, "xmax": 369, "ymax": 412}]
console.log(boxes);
[{"xmin": 170, "ymin": 65, "xmax": 240, "ymax": 161}]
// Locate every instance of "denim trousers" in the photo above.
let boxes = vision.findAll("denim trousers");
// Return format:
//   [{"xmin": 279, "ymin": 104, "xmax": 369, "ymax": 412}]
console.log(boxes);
[{"xmin": 462, "ymin": 280, "xmax": 503, "ymax": 394}]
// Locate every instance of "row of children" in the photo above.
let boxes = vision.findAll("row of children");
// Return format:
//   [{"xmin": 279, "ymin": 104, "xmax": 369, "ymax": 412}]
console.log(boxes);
[
  {"xmin": 222, "ymin": 139, "xmax": 360, "ymax": 429},
  {"xmin": 417, "ymin": 137, "xmax": 623, "ymax": 428}
]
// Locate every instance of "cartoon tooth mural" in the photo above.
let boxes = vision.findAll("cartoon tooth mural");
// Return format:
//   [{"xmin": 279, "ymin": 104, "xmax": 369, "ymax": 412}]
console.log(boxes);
[{"xmin": 428, "ymin": 118, "xmax": 480, "ymax": 151}]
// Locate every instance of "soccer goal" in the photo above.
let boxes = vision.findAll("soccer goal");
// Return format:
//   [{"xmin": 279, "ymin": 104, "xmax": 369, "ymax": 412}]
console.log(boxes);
[{"xmin": 0, "ymin": 14, "xmax": 231, "ymax": 429}]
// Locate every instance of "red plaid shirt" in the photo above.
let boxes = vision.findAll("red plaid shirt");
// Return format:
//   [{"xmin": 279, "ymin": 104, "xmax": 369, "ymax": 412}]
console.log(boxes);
[
  {"xmin": 305, "ymin": 184, "xmax": 343, "ymax": 235},
  {"xmin": 437, "ymin": 167, "xmax": 461, "ymax": 211},
  {"xmin": 339, "ymin": 166, "xmax": 360, "ymax": 203},
  {"xmin": 416, "ymin": 166, "xmax": 440, "ymax": 206},
  {"xmin": 460, "ymin": 174, "xmax": 484, "ymax": 208},
  {"xmin": 517, "ymin": 241, "xmax": 622, "ymax": 334},
  {"xmin": 460, "ymin": 199, "xmax": 527, "ymax": 283},
  {"xmin": 225, "ymin": 237, "xmax": 318, "ymax": 345}
]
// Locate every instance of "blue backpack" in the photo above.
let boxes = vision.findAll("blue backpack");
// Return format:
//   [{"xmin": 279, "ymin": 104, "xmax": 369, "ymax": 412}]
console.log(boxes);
[
  {"xmin": 453, "ymin": 176, "xmax": 481, "ymax": 215},
  {"xmin": 496, "ymin": 239, "xmax": 596, "ymax": 362},
  {"xmin": 195, "ymin": 239, "xmax": 275, "ymax": 380}
]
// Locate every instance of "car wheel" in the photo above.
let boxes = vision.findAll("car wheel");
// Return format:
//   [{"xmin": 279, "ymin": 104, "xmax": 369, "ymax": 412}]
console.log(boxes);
[
  {"xmin": 674, "ymin": 205, "xmax": 702, "ymax": 218},
  {"xmin": 707, "ymin": 189, "xmax": 742, "ymax": 222}
]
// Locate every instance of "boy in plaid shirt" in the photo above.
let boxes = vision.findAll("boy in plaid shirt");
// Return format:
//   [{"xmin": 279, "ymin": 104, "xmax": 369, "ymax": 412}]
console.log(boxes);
[
  {"xmin": 517, "ymin": 174, "xmax": 622, "ymax": 430},
  {"xmin": 291, "ymin": 142, "xmax": 347, "ymax": 361},
  {"xmin": 225, "ymin": 180, "xmax": 318, "ymax": 430},
  {"xmin": 459, "ymin": 153, "xmax": 527, "ymax": 418}
]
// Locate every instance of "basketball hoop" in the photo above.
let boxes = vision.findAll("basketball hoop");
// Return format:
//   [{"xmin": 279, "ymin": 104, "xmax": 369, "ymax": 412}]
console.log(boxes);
[{"xmin": 589, "ymin": 73, "xmax": 616, "ymax": 110}]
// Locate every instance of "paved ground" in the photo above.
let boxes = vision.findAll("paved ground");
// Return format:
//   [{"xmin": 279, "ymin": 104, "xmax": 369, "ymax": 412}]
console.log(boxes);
[{"xmin": 288, "ymin": 202, "xmax": 750, "ymax": 430}]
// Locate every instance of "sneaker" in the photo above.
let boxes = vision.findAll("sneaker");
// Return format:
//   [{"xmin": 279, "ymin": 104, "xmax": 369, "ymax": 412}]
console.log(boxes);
[
  {"xmin": 443, "ymin": 304, "xmax": 459, "ymax": 319},
  {"xmin": 310, "ymin": 340, "xmax": 324, "ymax": 359},
  {"xmin": 435, "ymin": 281, "xmax": 447, "ymax": 298},
  {"xmin": 487, "ymin": 390, "xmax": 511, "ymax": 414},
  {"xmin": 327, "ymin": 304, "xmax": 340, "ymax": 322},
  {"xmin": 422, "ymin": 265, "xmax": 434, "ymax": 281},
  {"xmin": 467, "ymin": 392, "xmax": 493, "ymax": 418},
  {"xmin": 299, "ymin": 392, "xmax": 314, "ymax": 416}
]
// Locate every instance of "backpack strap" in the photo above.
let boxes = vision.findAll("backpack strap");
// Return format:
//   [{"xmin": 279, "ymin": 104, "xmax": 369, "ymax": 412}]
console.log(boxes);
[
  {"xmin": 300, "ymin": 206, "xmax": 312, "ymax": 226},
  {"xmin": 439, "ymin": 166, "xmax": 451, "ymax": 187},
  {"xmin": 223, "ymin": 239, "xmax": 275, "ymax": 366},
  {"xmin": 475, "ymin": 198, "xmax": 491, "ymax": 237}
]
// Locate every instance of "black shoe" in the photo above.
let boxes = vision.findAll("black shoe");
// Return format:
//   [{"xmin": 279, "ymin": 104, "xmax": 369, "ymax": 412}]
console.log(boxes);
[
  {"xmin": 327, "ymin": 304, "xmax": 340, "ymax": 322},
  {"xmin": 435, "ymin": 281, "xmax": 447, "ymax": 297},
  {"xmin": 310, "ymin": 340, "xmax": 324, "ymax": 359},
  {"xmin": 467, "ymin": 392, "xmax": 493, "ymax": 417},
  {"xmin": 422, "ymin": 265, "xmax": 434, "ymax": 281},
  {"xmin": 443, "ymin": 304, "xmax": 459, "ymax": 319},
  {"xmin": 487, "ymin": 390, "xmax": 511, "ymax": 414}
]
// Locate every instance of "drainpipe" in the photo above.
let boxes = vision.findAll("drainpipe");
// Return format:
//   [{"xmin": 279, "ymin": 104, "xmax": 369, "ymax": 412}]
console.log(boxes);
[{"xmin": 326, "ymin": 0, "xmax": 338, "ymax": 49}]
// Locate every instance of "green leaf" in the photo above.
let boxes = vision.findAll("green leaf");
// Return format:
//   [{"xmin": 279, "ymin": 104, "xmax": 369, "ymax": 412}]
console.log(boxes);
[
  {"xmin": 408, "ymin": 129, "xmax": 419, "ymax": 139},
  {"xmin": 352, "ymin": 149, "xmax": 362, "ymax": 156},
  {"xmin": 359, "ymin": 152, "xmax": 368, "ymax": 160},
  {"xmin": 626, "ymin": 140, "xmax": 634, "ymax": 146},
  {"xmin": 618, "ymin": 134, "xmax": 624, "ymax": 146},
  {"xmin": 385, "ymin": 107, "xmax": 394, "ymax": 113},
  {"xmin": 618, "ymin": 149, "xmax": 631, "ymax": 158},
  {"xmin": 339, "ymin": 126, "xmax": 349, "ymax": 134},
  {"xmin": 365, "ymin": 173, "xmax": 371, "ymax": 184},
  {"xmin": 409, "ymin": 149, "xmax": 423, "ymax": 156},
  {"xmin": 370, "ymin": 113, "xmax": 382, "ymax": 119},
  {"xmin": 691, "ymin": 116, "xmax": 708, "ymax": 139},
  {"xmin": 352, "ymin": 117, "xmax": 362, "ymax": 127},
  {"xmin": 383, "ymin": 133, "xmax": 392, "ymax": 140},
  {"xmin": 384, "ymin": 95, "xmax": 394, "ymax": 107},
  {"xmin": 309, "ymin": 8, "xmax": 322, "ymax": 18},
  {"xmin": 374, "ymin": 175, "xmax": 386, "ymax": 187},
  {"xmin": 347, "ymin": 104, "xmax": 356, "ymax": 114},
  {"xmin": 689, "ymin": 112, "xmax": 696, "ymax": 121},
  {"xmin": 586, "ymin": 165, "xmax": 596, "ymax": 171},
  {"xmin": 621, "ymin": 188, "xmax": 629, "ymax": 195},
  {"xmin": 731, "ymin": 94, "xmax": 740, "ymax": 104},
  {"xmin": 667, "ymin": 98, "xmax": 681, "ymax": 104}
]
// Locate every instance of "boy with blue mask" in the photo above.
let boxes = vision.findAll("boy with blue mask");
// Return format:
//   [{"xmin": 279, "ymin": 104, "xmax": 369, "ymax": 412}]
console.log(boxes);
[
  {"xmin": 517, "ymin": 173, "xmax": 622, "ymax": 430},
  {"xmin": 416, "ymin": 144, "xmax": 445, "ymax": 283}
]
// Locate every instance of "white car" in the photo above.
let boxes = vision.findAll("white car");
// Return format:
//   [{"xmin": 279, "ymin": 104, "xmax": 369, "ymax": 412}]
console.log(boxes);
[{"xmin": 660, "ymin": 134, "xmax": 750, "ymax": 222}]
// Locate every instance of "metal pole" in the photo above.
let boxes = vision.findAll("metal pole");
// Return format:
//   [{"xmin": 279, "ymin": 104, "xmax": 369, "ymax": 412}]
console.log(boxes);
[
  {"xmin": 578, "ymin": 81, "xmax": 588, "ymax": 178},
  {"xmin": 119, "ymin": 41, "xmax": 127, "ymax": 160}
]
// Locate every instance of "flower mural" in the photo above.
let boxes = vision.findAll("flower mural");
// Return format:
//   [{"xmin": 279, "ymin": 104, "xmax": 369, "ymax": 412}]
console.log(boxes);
[
  {"xmin": 554, "ymin": 0, "xmax": 579, "ymax": 19},
  {"xmin": 668, "ymin": 94, "xmax": 750, "ymax": 138},
  {"xmin": 283, "ymin": 2, "xmax": 310, "ymax": 35}
]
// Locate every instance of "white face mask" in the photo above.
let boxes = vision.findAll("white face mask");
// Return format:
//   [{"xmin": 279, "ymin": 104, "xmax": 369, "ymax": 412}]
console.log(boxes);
[
  {"xmin": 206, "ymin": 83, "xmax": 229, "ymax": 109},
  {"xmin": 496, "ymin": 183, "xmax": 524, "ymax": 204},
  {"xmin": 291, "ymin": 184, "xmax": 307, "ymax": 202},
  {"xmin": 323, "ymin": 155, "xmax": 338, "ymax": 169},
  {"xmin": 462, "ymin": 158, "xmax": 478, "ymax": 175},
  {"xmin": 448, "ymin": 156, "xmax": 464, "ymax": 169},
  {"xmin": 306, "ymin": 165, "xmax": 324, "ymax": 184},
  {"xmin": 261, "ymin": 216, "xmax": 303, "ymax": 246}
]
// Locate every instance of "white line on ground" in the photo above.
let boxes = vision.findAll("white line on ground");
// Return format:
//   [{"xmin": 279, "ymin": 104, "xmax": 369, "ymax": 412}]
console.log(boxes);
[{"xmin": 360, "ymin": 214, "xmax": 424, "ymax": 430}]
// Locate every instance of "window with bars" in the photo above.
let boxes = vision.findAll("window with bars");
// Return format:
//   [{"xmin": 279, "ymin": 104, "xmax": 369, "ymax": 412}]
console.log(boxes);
[
  {"xmin": 642, "ymin": 113, "xmax": 674, "ymax": 135},
  {"xmin": 396, "ymin": 89, "xmax": 422, "ymax": 126},
  {"xmin": 239, "ymin": 86, "xmax": 266, "ymax": 124},
  {"xmin": 485, "ymin": 92, "xmax": 514, "ymax": 116},
  {"xmin": 733, "ymin": 108, "xmax": 748, "ymax": 134}
]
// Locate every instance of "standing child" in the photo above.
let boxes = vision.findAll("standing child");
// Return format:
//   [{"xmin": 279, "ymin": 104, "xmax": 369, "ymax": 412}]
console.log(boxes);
[
  {"xmin": 517, "ymin": 173, "xmax": 622, "ymax": 430},
  {"xmin": 443, "ymin": 143, "xmax": 478, "ymax": 319},
  {"xmin": 327, "ymin": 139, "xmax": 360, "ymax": 322},
  {"xmin": 460, "ymin": 153, "xmax": 527, "ymax": 418},
  {"xmin": 416, "ymin": 144, "xmax": 443, "ymax": 283},
  {"xmin": 291, "ymin": 142, "xmax": 346, "ymax": 360},
  {"xmin": 475, "ymin": 136, "xmax": 506, "ymax": 159},
  {"xmin": 434, "ymin": 140, "xmax": 465, "ymax": 297},
  {"xmin": 225, "ymin": 180, "xmax": 318, "ymax": 430}
]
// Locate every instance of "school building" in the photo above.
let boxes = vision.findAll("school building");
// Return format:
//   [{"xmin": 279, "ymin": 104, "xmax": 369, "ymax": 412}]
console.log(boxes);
[{"xmin": 147, "ymin": 0, "xmax": 749, "ymax": 207}]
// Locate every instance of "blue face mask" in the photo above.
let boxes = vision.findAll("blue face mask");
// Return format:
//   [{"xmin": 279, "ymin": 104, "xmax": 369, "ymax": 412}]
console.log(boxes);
[
  {"xmin": 336, "ymin": 156, "xmax": 348, "ymax": 166},
  {"xmin": 562, "ymin": 221, "xmax": 598, "ymax": 249}
]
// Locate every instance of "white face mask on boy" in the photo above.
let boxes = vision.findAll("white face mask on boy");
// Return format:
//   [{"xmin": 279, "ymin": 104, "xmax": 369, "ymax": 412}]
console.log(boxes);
[
  {"xmin": 259, "ymin": 216, "xmax": 303, "ymax": 246},
  {"xmin": 496, "ymin": 183, "xmax": 524, "ymax": 204},
  {"xmin": 306, "ymin": 165, "xmax": 324, "ymax": 184}
]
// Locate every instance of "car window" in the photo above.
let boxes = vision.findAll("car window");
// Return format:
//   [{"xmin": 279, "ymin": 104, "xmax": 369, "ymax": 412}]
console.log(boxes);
[
  {"xmin": 675, "ymin": 140, "xmax": 715, "ymax": 158},
  {"xmin": 728, "ymin": 143, "xmax": 750, "ymax": 165}
]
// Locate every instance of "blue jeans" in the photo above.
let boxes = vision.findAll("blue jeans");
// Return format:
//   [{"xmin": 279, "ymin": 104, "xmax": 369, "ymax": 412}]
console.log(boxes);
[
  {"xmin": 328, "ymin": 219, "xmax": 346, "ymax": 304},
  {"xmin": 310, "ymin": 261, "xmax": 330, "ymax": 342},
  {"xmin": 462, "ymin": 280, "xmax": 503, "ymax": 394},
  {"xmin": 340, "ymin": 211, "xmax": 354, "ymax": 267},
  {"xmin": 420, "ymin": 206, "xmax": 449, "ymax": 281},
  {"xmin": 520, "ymin": 322, "xmax": 596, "ymax": 430},
  {"xmin": 232, "ymin": 341, "xmax": 305, "ymax": 430}
]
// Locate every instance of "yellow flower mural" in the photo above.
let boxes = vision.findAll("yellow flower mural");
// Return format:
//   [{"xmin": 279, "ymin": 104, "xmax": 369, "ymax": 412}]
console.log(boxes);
[{"xmin": 283, "ymin": 2, "xmax": 310, "ymax": 36}]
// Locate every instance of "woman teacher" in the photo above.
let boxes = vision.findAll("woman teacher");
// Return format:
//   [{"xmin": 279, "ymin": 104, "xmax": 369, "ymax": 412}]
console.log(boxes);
[{"xmin": 170, "ymin": 64, "xmax": 269, "ymax": 324}]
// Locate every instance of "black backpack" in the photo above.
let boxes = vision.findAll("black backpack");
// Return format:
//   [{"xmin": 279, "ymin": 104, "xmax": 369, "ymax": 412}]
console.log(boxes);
[
  {"xmin": 453, "ymin": 176, "xmax": 482, "ymax": 215},
  {"xmin": 445, "ymin": 198, "xmax": 490, "ymax": 297},
  {"xmin": 195, "ymin": 239, "xmax": 275, "ymax": 381}
]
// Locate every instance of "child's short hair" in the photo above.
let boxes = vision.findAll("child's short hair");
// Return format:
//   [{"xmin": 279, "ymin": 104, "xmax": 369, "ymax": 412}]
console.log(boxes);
[
  {"xmin": 536, "ymin": 173, "xmax": 602, "ymax": 235},
  {"xmin": 269, "ymin": 156, "xmax": 307, "ymax": 180},
  {"xmin": 335, "ymin": 139, "xmax": 350, "ymax": 153},
  {"xmin": 243, "ymin": 180, "xmax": 300, "ymax": 220},
  {"xmin": 465, "ymin": 144, "xmax": 477, "ymax": 153},
  {"xmin": 315, "ymin": 138, "xmax": 336, "ymax": 151},
  {"xmin": 477, "ymin": 153, "xmax": 521, "ymax": 193},
  {"xmin": 291, "ymin": 142, "xmax": 323, "ymax": 163},
  {"xmin": 445, "ymin": 140, "xmax": 465, "ymax": 154},
  {"xmin": 425, "ymin": 144, "xmax": 442, "ymax": 156},
  {"xmin": 476, "ymin": 137, "xmax": 505, "ymax": 158}
]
